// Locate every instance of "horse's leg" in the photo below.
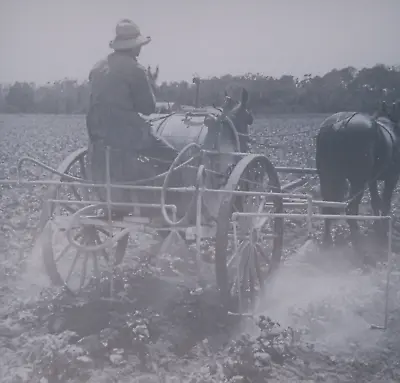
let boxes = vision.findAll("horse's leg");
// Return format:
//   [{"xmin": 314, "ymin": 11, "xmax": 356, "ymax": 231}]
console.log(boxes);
[
  {"xmin": 346, "ymin": 178, "xmax": 366, "ymax": 255},
  {"xmin": 369, "ymin": 180, "xmax": 381, "ymax": 216},
  {"xmin": 379, "ymin": 174, "xmax": 399, "ymax": 244},
  {"xmin": 319, "ymin": 173, "xmax": 346, "ymax": 247},
  {"xmin": 381, "ymin": 174, "xmax": 399, "ymax": 216},
  {"xmin": 369, "ymin": 180, "xmax": 383, "ymax": 236}
]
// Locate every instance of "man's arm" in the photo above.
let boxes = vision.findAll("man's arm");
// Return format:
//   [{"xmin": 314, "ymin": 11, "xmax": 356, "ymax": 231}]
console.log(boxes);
[{"xmin": 131, "ymin": 64, "xmax": 156, "ymax": 115}]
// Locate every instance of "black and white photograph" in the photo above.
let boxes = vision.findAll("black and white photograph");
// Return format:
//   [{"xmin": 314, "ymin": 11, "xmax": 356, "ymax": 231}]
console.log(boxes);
[{"xmin": 1, "ymin": 0, "xmax": 400, "ymax": 381}]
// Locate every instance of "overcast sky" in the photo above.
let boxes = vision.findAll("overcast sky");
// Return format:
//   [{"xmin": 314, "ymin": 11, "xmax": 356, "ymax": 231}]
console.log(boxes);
[{"xmin": 1, "ymin": 0, "xmax": 400, "ymax": 84}]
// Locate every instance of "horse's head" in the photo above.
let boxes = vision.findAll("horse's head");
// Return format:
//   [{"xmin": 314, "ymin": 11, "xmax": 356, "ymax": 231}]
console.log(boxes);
[
  {"xmin": 222, "ymin": 91, "xmax": 237, "ymax": 111},
  {"xmin": 222, "ymin": 88, "xmax": 253, "ymax": 132},
  {"xmin": 204, "ymin": 88, "xmax": 253, "ymax": 152}
]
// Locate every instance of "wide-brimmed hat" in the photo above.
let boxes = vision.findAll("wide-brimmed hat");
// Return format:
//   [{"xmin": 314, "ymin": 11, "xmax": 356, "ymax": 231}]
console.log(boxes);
[{"xmin": 109, "ymin": 19, "xmax": 151, "ymax": 51}]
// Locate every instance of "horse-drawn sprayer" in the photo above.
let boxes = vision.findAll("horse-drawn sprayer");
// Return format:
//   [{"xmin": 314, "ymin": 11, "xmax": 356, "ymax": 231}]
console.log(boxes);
[{"xmin": 0, "ymin": 88, "xmax": 395, "ymax": 333}]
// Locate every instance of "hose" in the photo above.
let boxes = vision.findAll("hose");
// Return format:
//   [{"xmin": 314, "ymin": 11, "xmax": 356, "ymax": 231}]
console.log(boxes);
[{"xmin": 160, "ymin": 142, "xmax": 202, "ymax": 226}]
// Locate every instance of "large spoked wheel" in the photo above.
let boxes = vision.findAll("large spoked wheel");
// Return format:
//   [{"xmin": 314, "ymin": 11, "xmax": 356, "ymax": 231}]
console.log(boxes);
[
  {"xmin": 36, "ymin": 148, "xmax": 130, "ymax": 292},
  {"xmin": 215, "ymin": 154, "xmax": 284, "ymax": 311}
]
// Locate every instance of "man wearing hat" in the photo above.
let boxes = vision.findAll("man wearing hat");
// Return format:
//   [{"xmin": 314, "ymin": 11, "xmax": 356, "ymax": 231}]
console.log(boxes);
[{"xmin": 86, "ymin": 19, "xmax": 158, "ymax": 211}]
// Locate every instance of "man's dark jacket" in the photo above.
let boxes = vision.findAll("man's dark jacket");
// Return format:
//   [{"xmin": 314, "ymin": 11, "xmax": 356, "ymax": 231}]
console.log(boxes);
[{"xmin": 86, "ymin": 51, "xmax": 156, "ymax": 150}]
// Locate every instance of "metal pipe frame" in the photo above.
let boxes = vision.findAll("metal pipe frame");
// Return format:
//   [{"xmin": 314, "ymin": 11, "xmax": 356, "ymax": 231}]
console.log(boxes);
[
  {"xmin": 2, "ymin": 149, "xmax": 393, "ymax": 320},
  {"xmin": 231, "ymin": 202, "xmax": 393, "ymax": 331},
  {"xmin": 46, "ymin": 197, "xmax": 345, "ymax": 211},
  {"xmin": 0, "ymin": 179, "xmax": 318, "ymax": 197}
]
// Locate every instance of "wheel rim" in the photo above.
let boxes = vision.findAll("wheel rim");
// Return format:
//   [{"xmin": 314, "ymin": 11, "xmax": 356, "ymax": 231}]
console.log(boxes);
[
  {"xmin": 215, "ymin": 154, "xmax": 284, "ymax": 311},
  {"xmin": 39, "ymin": 148, "xmax": 95, "ymax": 228}
]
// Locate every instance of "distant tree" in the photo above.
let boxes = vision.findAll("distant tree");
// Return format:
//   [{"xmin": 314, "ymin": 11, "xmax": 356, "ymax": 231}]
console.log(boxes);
[
  {"xmin": 0, "ymin": 84, "xmax": 6, "ymax": 112},
  {"xmin": 2, "ymin": 64, "xmax": 400, "ymax": 115},
  {"xmin": 5, "ymin": 82, "xmax": 35, "ymax": 113}
]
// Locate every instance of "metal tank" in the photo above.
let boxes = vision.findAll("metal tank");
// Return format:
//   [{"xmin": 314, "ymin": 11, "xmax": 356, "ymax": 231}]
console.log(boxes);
[
  {"xmin": 143, "ymin": 111, "xmax": 240, "ymax": 222},
  {"xmin": 150, "ymin": 113, "xmax": 209, "ymax": 151}
]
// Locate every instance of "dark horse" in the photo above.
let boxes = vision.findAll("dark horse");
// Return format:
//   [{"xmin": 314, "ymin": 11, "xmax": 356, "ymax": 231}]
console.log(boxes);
[{"xmin": 316, "ymin": 101, "xmax": 400, "ymax": 251}]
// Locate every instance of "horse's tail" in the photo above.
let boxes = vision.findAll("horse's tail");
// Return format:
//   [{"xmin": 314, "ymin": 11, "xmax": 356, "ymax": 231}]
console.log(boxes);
[
  {"xmin": 372, "ymin": 117, "xmax": 381, "ymax": 159},
  {"xmin": 315, "ymin": 113, "xmax": 359, "ymax": 203},
  {"xmin": 315, "ymin": 122, "xmax": 343, "ymax": 174},
  {"xmin": 316, "ymin": 129, "xmax": 348, "ymax": 205}
]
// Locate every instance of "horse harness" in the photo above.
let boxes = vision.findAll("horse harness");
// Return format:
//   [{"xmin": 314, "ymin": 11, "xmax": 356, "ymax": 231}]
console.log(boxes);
[
  {"xmin": 370, "ymin": 117, "xmax": 399, "ymax": 183},
  {"xmin": 330, "ymin": 112, "xmax": 358, "ymax": 131}
]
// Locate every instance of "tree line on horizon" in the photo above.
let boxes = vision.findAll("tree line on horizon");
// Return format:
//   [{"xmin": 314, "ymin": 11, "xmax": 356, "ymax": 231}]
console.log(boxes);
[{"xmin": 1, "ymin": 64, "xmax": 399, "ymax": 115}]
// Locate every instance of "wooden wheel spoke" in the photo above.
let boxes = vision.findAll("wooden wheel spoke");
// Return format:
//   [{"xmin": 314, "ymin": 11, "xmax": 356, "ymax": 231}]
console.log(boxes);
[
  {"xmin": 227, "ymin": 240, "xmax": 248, "ymax": 268},
  {"xmin": 92, "ymin": 231, "xmax": 110, "ymax": 262},
  {"xmin": 244, "ymin": 245, "xmax": 255, "ymax": 292},
  {"xmin": 79, "ymin": 253, "xmax": 89, "ymax": 290},
  {"xmin": 53, "ymin": 232, "xmax": 82, "ymax": 263},
  {"xmin": 55, "ymin": 243, "xmax": 72, "ymax": 263},
  {"xmin": 65, "ymin": 251, "xmax": 81, "ymax": 284},
  {"xmin": 91, "ymin": 251, "xmax": 100, "ymax": 278},
  {"xmin": 239, "ymin": 247, "xmax": 251, "ymax": 293},
  {"xmin": 253, "ymin": 246, "xmax": 264, "ymax": 290},
  {"xmin": 230, "ymin": 242, "xmax": 250, "ymax": 294},
  {"xmin": 248, "ymin": 246, "xmax": 256, "ymax": 296}
]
